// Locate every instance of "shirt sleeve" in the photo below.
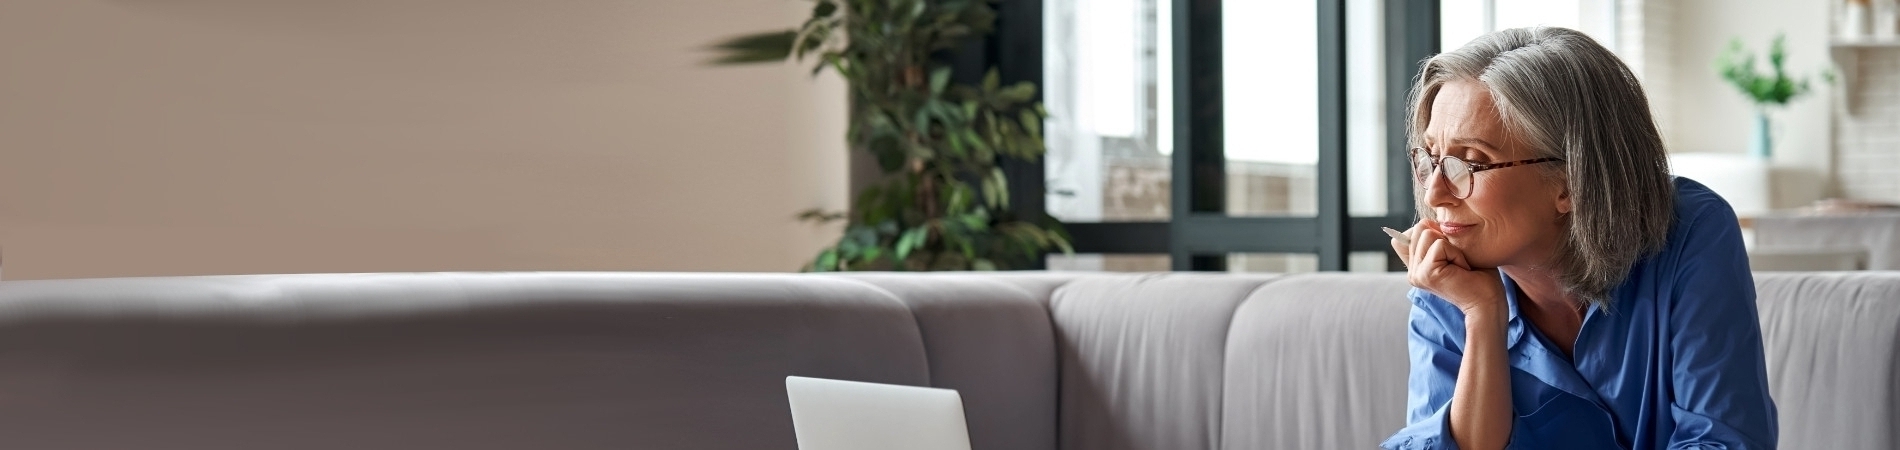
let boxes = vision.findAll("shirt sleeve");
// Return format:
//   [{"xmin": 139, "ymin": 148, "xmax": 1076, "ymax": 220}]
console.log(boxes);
[
  {"xmin": 1664, "ymin": 200, "xmax": 1779, "ymax": 449},
  {"xmin": 1382, "ymin": 289, "xmax": 1465, "ymax": 450}
]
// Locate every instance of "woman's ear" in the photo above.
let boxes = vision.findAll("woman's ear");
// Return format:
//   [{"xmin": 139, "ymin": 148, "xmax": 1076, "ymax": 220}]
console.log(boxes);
[{"xmin": 1555, "ymin": 185, "xmax": 1573, "ymax": 215}]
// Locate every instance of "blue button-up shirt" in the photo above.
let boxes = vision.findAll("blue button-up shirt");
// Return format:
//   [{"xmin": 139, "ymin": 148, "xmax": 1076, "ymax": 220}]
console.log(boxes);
[{"xmin": 1382, "ymin": 178, "xmax": 1778, "ymax": 449}]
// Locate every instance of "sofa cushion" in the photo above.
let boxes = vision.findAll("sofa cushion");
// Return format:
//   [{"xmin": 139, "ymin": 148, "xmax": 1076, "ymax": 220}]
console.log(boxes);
[
  {"xmin": 1220, "ymin": 272, "xmax": 1412, "ymax": 450},
  {"xmin": 1050, "ymin": 273, "xmax": 1282, "ymax": 450}
]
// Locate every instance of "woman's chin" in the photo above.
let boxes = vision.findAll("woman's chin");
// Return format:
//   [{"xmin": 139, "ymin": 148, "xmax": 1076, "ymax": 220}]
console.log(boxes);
[{"xmin": 1453, "ymin": 247, "xmax": 1500, "ymax": 269}]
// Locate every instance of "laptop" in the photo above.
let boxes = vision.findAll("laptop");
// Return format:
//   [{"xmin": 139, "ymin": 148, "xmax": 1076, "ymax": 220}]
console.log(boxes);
[{"xmin": 785, "ymin": 376, "xmax": 973, "ymax": 450}]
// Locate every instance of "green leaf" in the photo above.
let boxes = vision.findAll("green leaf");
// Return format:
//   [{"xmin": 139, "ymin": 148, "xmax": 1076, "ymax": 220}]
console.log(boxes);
[
  {"xmin": 910, "ymin": 0, "xmax": 928, "ymax": 19},
  {"xmin": 999, "ymin": 82, "xmax": 1036, "ymax": 104},
  {"xmin": 963, "ymin": 129, "xmax": 992, "ymax": 161},
  {"xmin": 934, "ymin": 106, "xmax": 969, "ymax": 159},
  {"xmin": 871, "ymin": 135, "xmax": 907, "ymax": 172},
  {"xmin": 910, "ymin": 141, "xmax": 937, "ymax": 160},
  {"xmin": 958, "ymin": 211, "xmax": 988, "ymax": 231},
  {"xmin": 948, "ymin": 184, "xmax": 971, "ymax": 213},
  {"xmin": 794, "ymin": 26, "xmax": 830, "ymax": 62},
  {"xmin": 815, "ymin": 249, "xmax": 840, "ymax": 272},
  {"xmin": 913, "ymin": 107, "xmax": 933, "ymax": 135},
  {"xmin": 981, "ymin": 175, "xmax": 1000, "ymax": 209},
  {"xmin": 856, "ymin": 186, "xmax": 886, "ymax": 222},
  {"xmin": 990, "ymin": 167, "xmax": 1010, "ymax": 208},
  {"xmin": 946, "ymin": 128, "xmax": 969, "ymax": 158},
  {"xmin": 982, "ymin": 68, "xmax": 1000, "ymax": 92},
  {"xmin": 972, "ymin": 258, "xmax": 997, "ymax": 271},
  {"xmin": 929, "ymin": 67, "xmax": 953, "ymax": 94},
  {"xmin": 838, "ymin": 234, "xmax": 861, "ymax": 254},
  {"xmin": 896, "ymin": 227, "xmax": 929, "ymax": 260},
  {"xmin": 851, "ymin": 226, "xmax": 878, "ymax": 249},
  {"xmin": 931, "ymin": 101, "xmax": 962, "ymax": 126}
]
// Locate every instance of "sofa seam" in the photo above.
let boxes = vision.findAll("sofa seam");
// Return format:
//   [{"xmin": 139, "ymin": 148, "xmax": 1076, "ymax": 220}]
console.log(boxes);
[{"xmin": 823, "ymin": 276, "xmax": 936, "ymax": 387}]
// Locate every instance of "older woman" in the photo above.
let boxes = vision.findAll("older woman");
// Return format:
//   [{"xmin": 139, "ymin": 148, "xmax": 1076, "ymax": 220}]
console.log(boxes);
[{"xmin": 1380, "ymin": 27, "xmax": 1777, "ymax": 450}]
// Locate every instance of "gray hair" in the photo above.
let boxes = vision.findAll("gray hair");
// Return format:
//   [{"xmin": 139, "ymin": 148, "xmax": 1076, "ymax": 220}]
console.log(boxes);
[{"xmin": 1407, "ymin": 27, "xmax": 1675, "ymax": 307}]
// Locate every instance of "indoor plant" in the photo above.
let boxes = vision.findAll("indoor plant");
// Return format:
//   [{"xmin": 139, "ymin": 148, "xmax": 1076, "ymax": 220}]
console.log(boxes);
[
  {"xmin": 1715, "ymin": 33, "xmax": 1832, "ymax": 159},
  {"xmin": 710, "ymin": 0, "xmax": 1071, "ymax": 271}
]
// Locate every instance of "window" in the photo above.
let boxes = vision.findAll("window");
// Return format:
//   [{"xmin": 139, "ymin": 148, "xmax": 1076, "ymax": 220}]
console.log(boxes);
[
  {"xmin": 1440, "ymin": 0, "xmax": 1621, "ymax": 52},
  {"xmin": 1043, "ymin": 0, "xmax": 1170, "ymax": 223},
  {"xmin": 982, "ymin": 0, "xmax": 1441, "ymax": 272}
]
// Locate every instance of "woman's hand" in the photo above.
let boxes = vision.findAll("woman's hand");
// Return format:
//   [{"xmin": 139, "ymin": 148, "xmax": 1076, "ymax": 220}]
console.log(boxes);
[
  {"xmin": 1391, "ymin": 219, "xmax": 1515, "ymax": 449},
  {"xmin": 1391, "ymin": 219, "xmax": 1506, "ymax": 317}
]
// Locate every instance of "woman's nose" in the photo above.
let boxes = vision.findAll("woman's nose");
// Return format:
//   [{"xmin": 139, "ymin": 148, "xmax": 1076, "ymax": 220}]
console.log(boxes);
[{"xmin": 1422, "ymin": 168, "xmax": 1458, "ymax": 206}]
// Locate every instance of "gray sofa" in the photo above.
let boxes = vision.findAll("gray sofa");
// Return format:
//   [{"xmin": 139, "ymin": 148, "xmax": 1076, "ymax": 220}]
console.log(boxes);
[{"xmin": 0, "ymin": 271, "xmax": 1891, "ymax": 449}]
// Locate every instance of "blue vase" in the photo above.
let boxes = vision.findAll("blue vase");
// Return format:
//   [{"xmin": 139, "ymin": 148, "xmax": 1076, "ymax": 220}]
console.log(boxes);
[{"xmin": 1750, "ymin": 110, "xmax": 1772, "ymax": 159}]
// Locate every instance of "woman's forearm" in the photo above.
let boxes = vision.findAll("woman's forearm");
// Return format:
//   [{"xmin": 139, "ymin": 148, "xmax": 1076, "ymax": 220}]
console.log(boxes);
[{"xmin": 1450, "ymin": 302, "xmax": 1513, "ymax": 449}]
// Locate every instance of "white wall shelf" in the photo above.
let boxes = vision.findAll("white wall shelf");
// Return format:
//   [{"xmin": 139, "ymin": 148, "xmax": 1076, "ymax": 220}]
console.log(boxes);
[
  {"xmin": 1830, "ymin": 38, "xmax": 1900, "ymax": 48},
  {"xmin": 1829, "ymin": 40, "xmax": 1900, "ymax": 113}
]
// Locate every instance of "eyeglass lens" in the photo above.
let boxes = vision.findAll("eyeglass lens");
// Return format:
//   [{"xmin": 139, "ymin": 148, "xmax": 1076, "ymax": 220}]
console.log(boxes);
[{"xmin": 1411, "ymin": 153, "xmax": 1473, "ymax": 198}]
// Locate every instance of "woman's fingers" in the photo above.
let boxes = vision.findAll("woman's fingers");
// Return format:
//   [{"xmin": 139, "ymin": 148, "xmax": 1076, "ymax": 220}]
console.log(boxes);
[
  {"xmin": 1406, "ymin": 227, "xmax": 1424, "ymax": 268},
  {"xmin": 1393, "ymin": 221, "xmax": 1431, "ymax": 268},
  {"xmin": 1400, "ymin": 219, "xmax": 1465, "ymax": 287},
  {"xmin": 1402, "ymin": 218, "xmax": 1504, "ymax": 314},
  {"xmin": 1423, "ymin": 239, "xmax": 1451, "ymax": 274},
  {"xmin": 1438, "ymin": 238, "xmax": 1472, "ymax": 271},
  {"xmin": 1411, "ymin": 228, "xmax": 1443, "ymax": 271},
  {"xmin": 1404, "ymin": 222, "xmax": 1479, "ymax": 295},
  {"xmin": 1410, "ymin": 238, "xmax": 1450, "ymax": 292},
  {"xmin": 1389, "ymin": 234, "xmax": 1409, "ymax": 267}
]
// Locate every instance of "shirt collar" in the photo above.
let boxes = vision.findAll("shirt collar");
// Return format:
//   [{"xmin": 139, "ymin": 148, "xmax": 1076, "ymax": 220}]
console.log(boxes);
[
  {"xmin": 1498, "ymin": 270, "xmax": 1605, "ymax": 404},
  {"xmin": 1499, "ymin": 270, "xmax": 1524, "ymax": 348}
]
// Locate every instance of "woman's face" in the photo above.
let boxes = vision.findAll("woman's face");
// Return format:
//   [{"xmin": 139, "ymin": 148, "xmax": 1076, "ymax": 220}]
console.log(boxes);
[{"xmin": 1419, "ymin": 80, "xmax": 1570, "ymax": 269}]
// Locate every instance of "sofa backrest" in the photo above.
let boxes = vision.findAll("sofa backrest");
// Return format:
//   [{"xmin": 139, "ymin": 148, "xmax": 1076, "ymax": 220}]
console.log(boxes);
[
  {"xmin": 0, "ymin": 273, "xmax": 936, "ymax": 450},
  {"xmin": 0, "ymin": 270, "xmax": 1892, "ymax": 450}
]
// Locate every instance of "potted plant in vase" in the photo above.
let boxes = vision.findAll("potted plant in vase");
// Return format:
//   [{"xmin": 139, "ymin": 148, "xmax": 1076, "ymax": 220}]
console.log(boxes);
[
  {"xmin": 1715, "ymin": 33, "xmax": 1832, "ymax": 159},
  {"xmin": 709, "ymin": 0, "xmax": 1072, "ymax": 271}
]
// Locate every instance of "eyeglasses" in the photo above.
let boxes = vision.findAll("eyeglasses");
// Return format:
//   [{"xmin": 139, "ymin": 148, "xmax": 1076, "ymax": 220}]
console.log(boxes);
[{"xmin": 1409, "ymin": 147, "xmax": 1564, "ymax": 199}]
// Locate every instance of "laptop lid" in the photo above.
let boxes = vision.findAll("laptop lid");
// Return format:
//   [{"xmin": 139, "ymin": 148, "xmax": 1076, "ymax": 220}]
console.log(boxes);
[{"xmin": 785, "ymin": 376, "xmax": 972, "ymax": 450}]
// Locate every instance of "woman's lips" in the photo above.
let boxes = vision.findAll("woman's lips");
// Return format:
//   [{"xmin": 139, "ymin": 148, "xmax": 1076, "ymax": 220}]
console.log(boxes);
[{"xmin": 1438, "ymin": 222, "xmax": 1474, "ymax": 236}]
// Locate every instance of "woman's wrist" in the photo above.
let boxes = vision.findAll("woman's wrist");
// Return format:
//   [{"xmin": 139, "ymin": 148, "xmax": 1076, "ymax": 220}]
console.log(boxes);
[{"xmin": 1462, "ymin": 301, "xmax": 1510, "ymax": 332}]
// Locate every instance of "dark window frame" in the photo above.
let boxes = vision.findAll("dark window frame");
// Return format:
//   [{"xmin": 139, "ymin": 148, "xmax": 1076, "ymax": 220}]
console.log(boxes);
[{"xmin": 960, "ymin": 0, "xmax": 1441, "ymax": 271}]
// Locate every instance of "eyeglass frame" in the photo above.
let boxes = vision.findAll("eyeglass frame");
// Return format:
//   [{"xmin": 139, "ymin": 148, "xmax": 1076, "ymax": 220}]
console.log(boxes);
[{"xmin": 1407, "ymin": 147, "xmax": 1565, "ymax": 199}]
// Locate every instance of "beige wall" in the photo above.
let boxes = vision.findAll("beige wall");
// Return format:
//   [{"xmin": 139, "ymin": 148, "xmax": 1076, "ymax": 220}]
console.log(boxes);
[
  {"xmin": 1666, "ymin": 0, "xmax": 1833, "ymax": 208},
  {"xmin": 0, "ymin": 0, "xmax": 848, "ymax": 280}
]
